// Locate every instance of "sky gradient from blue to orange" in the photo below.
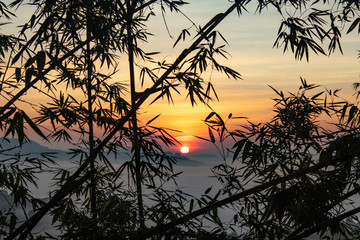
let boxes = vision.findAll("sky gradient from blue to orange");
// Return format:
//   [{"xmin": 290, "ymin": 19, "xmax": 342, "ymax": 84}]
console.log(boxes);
[
  {"xmin": 137, "ymin": 0, "xmax": 360, "ymax": 153},
  {"xmin": 4, "ymin": 0, "xmax": 360, "ymax": 154}
]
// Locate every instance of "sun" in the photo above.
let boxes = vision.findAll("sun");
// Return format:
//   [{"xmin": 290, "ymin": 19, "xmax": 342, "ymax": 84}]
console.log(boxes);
[{"xmin": 180, "ymin": 146, "xmax": 190, "ymax": 154}]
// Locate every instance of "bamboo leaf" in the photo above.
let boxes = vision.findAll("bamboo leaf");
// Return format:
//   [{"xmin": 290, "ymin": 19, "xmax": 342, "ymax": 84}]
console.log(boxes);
[
  {"xmin": 205, "ymin": 112, "xmax": 216, "ymax": 122},
  {"xmin": 25, "ymin": 56, "xmax": 36, "ymax": 68},
  {"xmin": 311, "ymin": 91, "xmax": 324, "ymax": 100},
  {"xmin": 21, "ymin": 111, "xmax": 48, "ymax": 141},
  {"xmin": 208, "ymin": 127, "xmax": 215, "ymax": 143},
  {"xmin": 347, "ymin": 105, "xmax": 358, "ymax": 124},
  {"xmin": 36, "ymin": 50, "xmax": 46, "ymax": 72},
  {"xmin": 347, "ymin": 17, "xmax": 360, "ymax": 34},
  {"xmin": 0, "ymin": 107, "xmax": 16, "ymax": 121},
  {"xmin": 146, "ymin": 114, "xmax": 161, "ymax": 125},
  {"xmin": 195, "ymin": 135, "xmax": 211, "ymax": 142},
  {"xmin": 205, "ymin": 186, "xmax": 212, "ymax": 194},
  {"xmin": 15, "ymin": 68, "xmax": 21, "ymax": 82},
  {"xmin": 25, "ymin": 68, "xmax": 33, "ymax": 87},
  {"xmin": 232, "ymin": 139, "xmax": 246, "ymax": 162},
  {"xmin": 189, "ymin": 199, "xmax": 194, "ymax": 212}
]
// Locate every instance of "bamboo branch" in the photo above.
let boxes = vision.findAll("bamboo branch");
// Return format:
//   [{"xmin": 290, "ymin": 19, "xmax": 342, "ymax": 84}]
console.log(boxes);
[
  {"xmin": 6, "ymin": 0, "xmax": 248, "ymax": 238},
  {"xmin": 134, "ymin": 161, "xmax": 330, "ymax": 239},
  {"xmin": 134, "ymin": 149, "xmax": 360, "ymax": 239},
  {"xmin": 285, "ymin": 185, "xmax": 360, "ymax": 239},
  {"xmin": 287, "ymin": 206, "xmax": 360, "ymax": 240},
  {"xmin": 86, "ymin": 5, "xmax": 97, "ymax": 219},
  {"xmin": 0, "ymin": 42, "xmax": 87, "ymax": 117}
]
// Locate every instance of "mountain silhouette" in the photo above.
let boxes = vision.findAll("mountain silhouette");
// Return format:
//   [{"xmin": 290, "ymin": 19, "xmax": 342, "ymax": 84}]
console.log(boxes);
[{"xmin": 0, "ymin": 138, "xmax": 68, "ymax": 160}]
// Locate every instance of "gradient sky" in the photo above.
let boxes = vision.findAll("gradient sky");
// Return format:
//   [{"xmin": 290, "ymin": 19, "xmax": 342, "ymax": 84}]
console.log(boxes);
[
  {"xmin": 136, "ymin": 0, "xmax": 360, "ymax": 153},
  {"xmin": 4, "ymin": 0, "xmax": 360, "ymax": 154}
]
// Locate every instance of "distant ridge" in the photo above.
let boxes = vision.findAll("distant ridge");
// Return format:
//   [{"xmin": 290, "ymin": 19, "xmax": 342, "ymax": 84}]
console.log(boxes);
[
  {"xmin": 0, "ymin": 139, "xmax": 204, "ymax": 165},
  {"xmin": 0, "ymin": 138, "xmax": 68, "ymax": 160},
  {"xmin": 165, "ymin": 151, "xmax": 202, "ymax": 165}
]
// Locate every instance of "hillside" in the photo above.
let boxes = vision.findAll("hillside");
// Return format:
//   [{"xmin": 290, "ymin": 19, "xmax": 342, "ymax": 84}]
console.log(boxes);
[{"xmin": 0, "ymin": 138, "xmax": 68, "ymax": 160}]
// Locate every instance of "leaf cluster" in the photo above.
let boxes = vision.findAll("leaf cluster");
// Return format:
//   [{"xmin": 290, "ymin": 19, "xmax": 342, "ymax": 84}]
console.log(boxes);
[{"xmin": 204, "ymin": 80, "xmax": 360, "ymax": 239}]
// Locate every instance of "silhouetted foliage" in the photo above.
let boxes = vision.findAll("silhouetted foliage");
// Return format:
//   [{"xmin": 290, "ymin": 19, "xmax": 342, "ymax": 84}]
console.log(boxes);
[
  {"xmin": 204, "ymin": 79, "xmax": 360, "ymax": 239},
  {"xmin": 0, "ymin": 0, "xmax": 360, "ymax": 239}
]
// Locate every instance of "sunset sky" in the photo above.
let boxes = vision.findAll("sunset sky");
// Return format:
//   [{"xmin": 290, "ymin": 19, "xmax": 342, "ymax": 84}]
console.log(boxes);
[
  {"xmin": 138, "ymin": 0, "xmax": 360, "ymax": 153},
  {"xmin": 5, "ymin": 0, "xmax": 360, "ymax": 154}
]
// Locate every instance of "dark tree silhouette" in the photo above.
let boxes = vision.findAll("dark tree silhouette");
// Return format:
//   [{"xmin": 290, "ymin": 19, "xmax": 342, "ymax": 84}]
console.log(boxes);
[{"xmin": 0, "ymin": 0, "xmax": 359, "ymax": 239}]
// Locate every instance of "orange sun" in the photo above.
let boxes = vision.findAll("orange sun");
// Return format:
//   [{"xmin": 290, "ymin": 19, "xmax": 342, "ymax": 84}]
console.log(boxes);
[{"xmin": 180, "ymin": 146, "xmax": 190, "ymax": 154}]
